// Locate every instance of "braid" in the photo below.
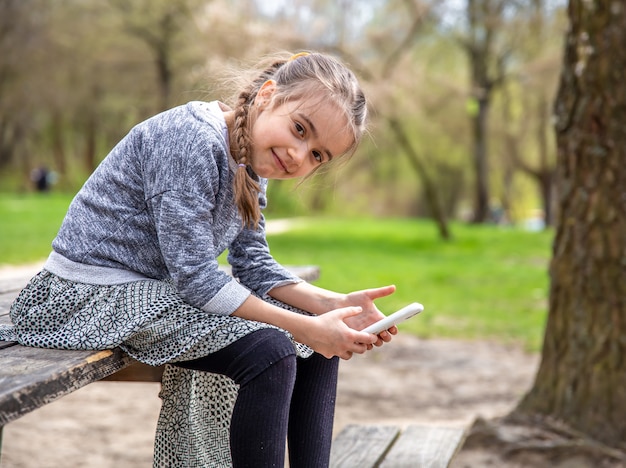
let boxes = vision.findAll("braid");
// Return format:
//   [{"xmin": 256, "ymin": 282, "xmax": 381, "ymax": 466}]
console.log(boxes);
[
  {"xmin": 232, "ymin": 90, "xmax": 260, "ymax": 228},
  {"xmin": 232, "ymin": 61, "xmax": 285, "ymax": 229}
]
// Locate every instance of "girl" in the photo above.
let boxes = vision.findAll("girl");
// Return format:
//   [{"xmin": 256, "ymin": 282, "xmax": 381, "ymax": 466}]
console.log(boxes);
[{"xmin": 6, "ymin": 51, "xmax": 396, "ymax": 467}]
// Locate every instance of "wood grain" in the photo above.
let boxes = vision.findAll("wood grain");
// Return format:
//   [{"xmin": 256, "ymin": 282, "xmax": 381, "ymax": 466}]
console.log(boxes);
[{"xmin": 330, "ymin": 424, "xmax": 400, "ymax": 468}]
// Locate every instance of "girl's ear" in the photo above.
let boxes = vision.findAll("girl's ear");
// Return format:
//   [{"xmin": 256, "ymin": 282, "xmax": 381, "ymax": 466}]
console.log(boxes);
[{"xmin": 255, "ymin": 80, "xmax": 277, "ymax": 109}]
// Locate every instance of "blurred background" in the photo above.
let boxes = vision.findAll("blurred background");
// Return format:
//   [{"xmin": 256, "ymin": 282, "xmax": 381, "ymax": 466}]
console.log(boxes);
[{"xmin": 0, "ymin": 0, "xmax": 566, "ymax": 229}]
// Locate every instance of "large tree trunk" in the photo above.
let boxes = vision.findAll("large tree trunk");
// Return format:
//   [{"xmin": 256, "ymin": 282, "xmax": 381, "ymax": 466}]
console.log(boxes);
[{"xmin": 516, "ymin": 0, "xmax": 626, "ymax": 448}]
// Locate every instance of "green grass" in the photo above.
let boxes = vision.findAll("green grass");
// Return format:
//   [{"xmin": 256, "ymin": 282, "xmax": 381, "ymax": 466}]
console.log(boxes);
[
  {"xmin": 0, "ymin": 193, "xmax": 73, "ymax": 264},
  {"xmin": 265, "ymin": 217, "xmax": 552, "ymax": 352},
  {"xmin": 0, "ymin": 194, "xmax": 552, "ymax": 351}
]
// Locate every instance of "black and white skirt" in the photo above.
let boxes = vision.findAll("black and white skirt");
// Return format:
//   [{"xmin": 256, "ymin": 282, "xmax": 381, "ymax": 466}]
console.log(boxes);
[
  {"xmin": 3, "ymin": 269, "xmax": 314, "ymax": 467},
  {"xmin": 6, "ymin": 270, "xmax": 312, "ymax": 363}
]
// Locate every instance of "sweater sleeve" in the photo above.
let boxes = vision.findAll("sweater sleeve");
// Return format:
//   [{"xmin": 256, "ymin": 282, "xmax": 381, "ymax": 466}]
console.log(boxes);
[
  {"xmin": 227, "ymin": 221, "xmax": 303, "ymax": 297},
  {"xmin": 149, "ymin": 189, "xmax": 251, "ymax": 314},
  {"xmin": 227, "ymin": 182, "xmax": 303, "ymax": 296}
]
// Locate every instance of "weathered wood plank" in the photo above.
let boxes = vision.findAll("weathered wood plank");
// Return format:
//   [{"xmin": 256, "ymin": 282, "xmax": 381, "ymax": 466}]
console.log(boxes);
[
  {"xmin": 330, "ymin": 424, "xmax": 400, "ymax": 468},
  {"xmin": 0, "ymin": 276, "xmax": 33, "ymax": 295},
  {"xmin": 0, "ymin": 345, "xmax": 132, "ymax": 426},
  {"xmin": 0, "ymin": 290, "xmax": 19, "ymax": 315},
  {"xmin": 101, "ymin": 361, "xmax": 165, "ymax": 382},
  {"xmin": 379, "ymin": 425, "xmax": 466, "ymax": 468}
]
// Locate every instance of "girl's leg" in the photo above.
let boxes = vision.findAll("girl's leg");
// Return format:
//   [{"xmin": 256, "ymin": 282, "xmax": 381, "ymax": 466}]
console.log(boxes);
[
  {"xmin": 176, "ymin": 329, "xmax": 297, "ymax": 467},
  {"xmin": 288, "ymin": 353, "xmax": 340, "ymax": 468}
]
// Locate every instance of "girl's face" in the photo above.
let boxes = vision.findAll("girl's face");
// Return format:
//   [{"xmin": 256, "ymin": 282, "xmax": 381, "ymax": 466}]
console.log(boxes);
[{"xmin": 249, "ymin": 81, "xmax": 354, "ymax": 179}]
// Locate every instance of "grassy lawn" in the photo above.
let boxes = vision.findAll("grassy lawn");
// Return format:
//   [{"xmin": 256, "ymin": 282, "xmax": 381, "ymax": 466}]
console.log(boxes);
[
  {"xmin": 0, "ymin": 193, "xmax": 552, "ymax": 351},
  {"xmin": 0, "ymin": 193, "xmax": 73, "ymax": 264},
  {"xmin": 267, "ymin": 218, "xmax": 552, "ymax": 352}
]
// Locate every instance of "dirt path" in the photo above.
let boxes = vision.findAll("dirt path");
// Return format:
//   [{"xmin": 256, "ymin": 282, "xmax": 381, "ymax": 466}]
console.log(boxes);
[{"xmin": 1, "ymin": 333, "xmax": 539, "ymax": 467}]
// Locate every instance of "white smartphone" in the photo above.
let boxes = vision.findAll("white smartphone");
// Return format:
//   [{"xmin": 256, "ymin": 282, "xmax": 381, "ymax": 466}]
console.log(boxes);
[{"xmin": 361, "ymin": 302, "xmax": 424, "ymax": 335}]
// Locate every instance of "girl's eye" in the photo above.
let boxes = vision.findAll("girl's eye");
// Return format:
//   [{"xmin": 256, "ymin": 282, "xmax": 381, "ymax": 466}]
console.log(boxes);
[
  {"xmin": 295, "ymin": 122, "xmax": 305, "ymax": 137},
  {"xmin": 312, "ymin": 150, "xmax": 323, "ymax": 163}
]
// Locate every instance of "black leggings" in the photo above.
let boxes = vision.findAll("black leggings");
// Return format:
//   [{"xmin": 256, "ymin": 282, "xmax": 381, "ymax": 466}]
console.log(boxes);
[{"xmin": 176, "ymin": 329, "xmax": 339, "ymax": 468}]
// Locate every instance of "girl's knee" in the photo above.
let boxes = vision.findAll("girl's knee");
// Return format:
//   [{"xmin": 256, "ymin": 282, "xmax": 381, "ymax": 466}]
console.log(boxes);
[{"xmin": 228, "ymin": 329, "xmax": 297, "ymax": 386}]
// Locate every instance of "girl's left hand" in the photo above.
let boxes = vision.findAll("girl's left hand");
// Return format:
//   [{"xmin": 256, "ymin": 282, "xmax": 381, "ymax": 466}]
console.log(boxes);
[{"xmin": 340, "ymin": 284, "xmax": 397, "ymax": 347}]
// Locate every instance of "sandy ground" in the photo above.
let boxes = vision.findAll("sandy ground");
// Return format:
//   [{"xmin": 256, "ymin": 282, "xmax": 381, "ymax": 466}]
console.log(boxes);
[
  {"xmin": 1, "ymin": 332, "xmax": 540, "ymax": 467},
  {"xmin": 1, "ymin": 260, "xmax": 543, "ymax": 467}
]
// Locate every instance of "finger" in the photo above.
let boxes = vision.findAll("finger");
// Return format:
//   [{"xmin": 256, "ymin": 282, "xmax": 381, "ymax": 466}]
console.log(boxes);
[
  {"xmin": 337, "ymin": 306, "xmax": 364, "ymax": 320},
  {"xmin": 361, "ymin": 284, "xmax": 396, "ymax": 301},
  {"xmin": 354, "ymin": 331, "xmax": 378, "ymax": 345},
  {"xmin": 352, "ymin": 342, "xmax": 370, "ymax": 354},
  {"xmin": 378, "ymin": 330, "xmax": 393, "ymax": 342}
]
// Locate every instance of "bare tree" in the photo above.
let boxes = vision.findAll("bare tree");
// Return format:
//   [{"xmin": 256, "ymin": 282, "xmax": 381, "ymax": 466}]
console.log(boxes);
[
  {"xmin": 0, "ymin": 0, "xmax": 49, "ymax": 176},
  {"xmin": 107, "ymin": 0, "xmax": 198, "ymax": 112},
  {"xmin": 498, "ymin": 0, "xmax": 562, "ymax": 227},
  {"xmin": 324, "ymin": 0, "xmax": 453, "ymax": 239},
  {"xmin": 459, "ymin": 0, "xmax": 508, "ymax": 223}
]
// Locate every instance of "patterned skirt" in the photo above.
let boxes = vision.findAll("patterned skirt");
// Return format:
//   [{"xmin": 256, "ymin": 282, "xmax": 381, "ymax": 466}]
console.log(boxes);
[
  {"xmin": 4, "ymin": 269, "xmax": 314, "ymax": 467},
  {"xmin": 7, "ymin": 270, "xmax": 312, "ymax": 364}
]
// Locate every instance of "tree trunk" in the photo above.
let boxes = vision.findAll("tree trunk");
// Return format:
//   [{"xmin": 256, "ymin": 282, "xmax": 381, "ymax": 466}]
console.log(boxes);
[
  {"xmin": 388, "ymin": 117, "xmax": 451, "ymax": 241},
  {"xmin": 470, "ymin": 94, "xmax": 490, "ymax": 223},
  {"xmin": 50, "ymin": 111, "xmax": 67, "ymax": 177},
  {"xmin": 516, "ymin": 0, "xmax": 626, "ymax": 448}
]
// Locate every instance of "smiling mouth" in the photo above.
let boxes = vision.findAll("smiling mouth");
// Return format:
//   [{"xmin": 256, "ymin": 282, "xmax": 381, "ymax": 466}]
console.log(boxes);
[{"xmin": 273, "ymin": 151, "xmax": 289, "ymax": 173}]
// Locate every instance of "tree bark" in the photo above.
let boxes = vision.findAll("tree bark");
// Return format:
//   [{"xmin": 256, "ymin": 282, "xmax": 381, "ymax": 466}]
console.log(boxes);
[{"xmin": 516, "ymin": 0, "xmax": 626, "ymax": 448}]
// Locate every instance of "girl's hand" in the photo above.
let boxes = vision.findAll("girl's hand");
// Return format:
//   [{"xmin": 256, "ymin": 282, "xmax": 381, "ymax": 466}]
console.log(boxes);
[
  {"xmin": 338, "ymin": 285, "xmax": 398, "ymax": 347},
  {"xmin": 295, "ymin": 307, "xmax": 379, "ymax": 360}
]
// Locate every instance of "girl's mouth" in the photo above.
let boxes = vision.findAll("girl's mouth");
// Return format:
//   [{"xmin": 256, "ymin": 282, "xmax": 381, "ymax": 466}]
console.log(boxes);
[{"xmin": 273, "ymin": 150, "xmax": 289, "ymax": 173}]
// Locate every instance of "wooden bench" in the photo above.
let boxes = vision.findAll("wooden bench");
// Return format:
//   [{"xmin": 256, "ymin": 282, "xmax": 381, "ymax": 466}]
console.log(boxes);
[
  {"xmin": 1, "ymin": 267, "xmax": 466, "ymax": 467},
  {"xmin": 0, "ymin": 264, "xmax": 320, "ymax": 462},
  {"xmin": 330, "ymin": 424, "xmax": 466, "ymax": 468}
]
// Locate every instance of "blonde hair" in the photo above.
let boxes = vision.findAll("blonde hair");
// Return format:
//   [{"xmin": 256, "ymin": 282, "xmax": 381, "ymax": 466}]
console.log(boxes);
[{"xmin": 228, "ymin": 51, "xmax": 367, "ymax": 228}]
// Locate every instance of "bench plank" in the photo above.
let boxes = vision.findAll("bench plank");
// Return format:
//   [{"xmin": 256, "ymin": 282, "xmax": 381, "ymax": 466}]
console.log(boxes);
[
  {"xmin": 0, "ymin": 344, "xmax": 132, "ymax": 426},
  {"xmin": 379, "ymin": 425, "xmax": 466, "ymax": 468},
  {"xmin": 0, "ymin": 291, "xmax": 19, "ymax": 314},
  {"xmin": 0, "ymin": 276, "xmax": 32, "ymax": 295},
  {"xmin": 330, "ymin": 424, "xmax": 400, "ymax": 468}
]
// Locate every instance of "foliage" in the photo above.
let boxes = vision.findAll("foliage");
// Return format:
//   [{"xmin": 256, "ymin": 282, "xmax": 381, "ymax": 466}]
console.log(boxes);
[{"xmin": 0, "ymin": 0, "xmax": 566, "ymax": 225}]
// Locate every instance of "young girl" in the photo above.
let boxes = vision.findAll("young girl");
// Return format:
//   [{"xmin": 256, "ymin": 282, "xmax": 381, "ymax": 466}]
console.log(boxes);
[{"xmin": 6, "ymin": 51, "xmax": 396, "ymax": 467}]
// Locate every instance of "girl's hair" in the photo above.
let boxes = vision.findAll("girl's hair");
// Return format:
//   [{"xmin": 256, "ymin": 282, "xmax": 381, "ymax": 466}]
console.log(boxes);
[{"xmin": 229, "ymin": 51, "xmax": 367, "ymax": 228}]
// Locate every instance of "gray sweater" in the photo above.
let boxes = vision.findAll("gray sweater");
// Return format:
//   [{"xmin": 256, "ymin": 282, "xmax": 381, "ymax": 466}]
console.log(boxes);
[{"xmin": 46, "ymin": 101, "xmax": 301, "ymax": 315}]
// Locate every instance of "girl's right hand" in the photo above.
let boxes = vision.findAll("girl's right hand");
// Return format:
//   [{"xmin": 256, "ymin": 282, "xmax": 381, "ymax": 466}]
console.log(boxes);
[{"xmin": 296, "ymin": 306, "xmax": 378, "ymax": 360}]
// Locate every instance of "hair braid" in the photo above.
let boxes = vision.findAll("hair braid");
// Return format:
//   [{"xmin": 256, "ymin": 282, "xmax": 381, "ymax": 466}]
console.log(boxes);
[{"xmin": 232, "ymin": 61, "xmax": 285, "ymax": 229}]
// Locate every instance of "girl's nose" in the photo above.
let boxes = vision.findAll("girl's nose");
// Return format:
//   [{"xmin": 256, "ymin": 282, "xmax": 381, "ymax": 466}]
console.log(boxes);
[{"xmin": 288, "ymin": 142, "xmax": 308, "ymax": 168}]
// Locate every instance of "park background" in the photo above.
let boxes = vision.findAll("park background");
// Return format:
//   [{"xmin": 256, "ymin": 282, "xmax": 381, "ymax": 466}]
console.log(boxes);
[{"xmin": 1, "ymin": 1, "xmax": 625, "ymax": 467}]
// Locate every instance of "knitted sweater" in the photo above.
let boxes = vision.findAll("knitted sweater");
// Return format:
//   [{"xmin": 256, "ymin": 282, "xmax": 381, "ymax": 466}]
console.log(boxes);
[{"xmin": 46, "ymin": 101, "xmax": 301, "ymax": 315}]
